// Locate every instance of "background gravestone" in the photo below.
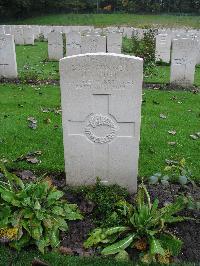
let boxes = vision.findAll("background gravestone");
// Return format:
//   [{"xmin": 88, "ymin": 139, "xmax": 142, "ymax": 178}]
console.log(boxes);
[
  {"xmin": 155, "ymin": 34, "xmax": 171, "ymax": 63},
  {"xmin": 81, "ymin": 35, "xmax": 106, "ymax": 53},
  {"xmin": 60, "ymin": 53, "xmax": 143, "ymax": 192},
  {"xmin": 66, "ymin": 31, "xmax": 81, "ymax": 56},
  {"xmin": 23, "ymin": 26, "xmax": 34, "ymax": 45},
  {"xmin": 0, "ymin": 34, "xmax": 18, "ymax": 78},
  {"xmin": 107, "ymin": 33, "xmax": 122, "ymax": 53},
  {"xmin": 0, "ymin": 26, "xmax": 5, "ymax": 34},
  {"xmin": 170, "ymin": 38, "xmax": 197, "ymax": 86},
  {"xmin": 13, "ymin": 26, "xmax": 24, "ymax": 45},
  {"xmin": 48, "ymin": 31, "xmax": 63, "ymax": 61}
]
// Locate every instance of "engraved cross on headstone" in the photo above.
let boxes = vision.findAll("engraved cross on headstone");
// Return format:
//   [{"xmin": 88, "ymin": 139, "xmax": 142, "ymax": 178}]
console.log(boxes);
[{"xmin": 68, "ymin": 94, "xmax": 134, "ymax": 181}]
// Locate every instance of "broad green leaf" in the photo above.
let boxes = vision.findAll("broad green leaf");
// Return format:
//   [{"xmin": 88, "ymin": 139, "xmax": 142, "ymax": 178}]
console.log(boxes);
[
  {"xmin": 1, "ymin": 191, "xmax": 15, "ymax": 203},
  {"xmin": 47, "ymin": 190, "xmax": 64, "ymax": 205},
  {"xmin": 151, "ymin": 199, "xmax": 159, "ymax": 215},
  {"xmin": 149, "ymin": 237, "xmax": 165, "ymax": 255},
  {"xmin": 84, "ymin": 227, "xmax": 130, "ymax": 248},
  {"xmin": 49, "ymin": 227, "xmax": 60, "ymax": 248},
  {"xmin": 52, "ymin": 206, "xmax": 65, "ymax": 216},
  {"xmin": 101, "ymin": 234, "xmax": 136, "ymax": 255},
  {"xmin": 159, "ymin": 234, "xmax": 183, "ymax": 256},
  {"xmin": 115, "ymin": 250, "xmax": 130, "ymax": 262},
  {"xmin": 58, "ymin": 218, "xmax": 68, "ymax": 231},
  {"xmin": 64, "ymin": 204, "xmax": 83, "ymax": 220}
]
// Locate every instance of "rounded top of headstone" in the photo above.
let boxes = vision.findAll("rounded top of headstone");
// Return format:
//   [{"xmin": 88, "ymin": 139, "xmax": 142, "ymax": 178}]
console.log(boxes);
[{"xmin": 60, "ymin": 52, "xmax": 143, "ymax": 62}]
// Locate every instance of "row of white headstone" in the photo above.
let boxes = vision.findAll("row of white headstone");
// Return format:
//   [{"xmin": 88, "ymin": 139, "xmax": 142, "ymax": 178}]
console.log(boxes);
[
  {"xmin": 48, "ymin": 31, "xmax": 122, "ymax": 61},
  {"xmin": 156, "ymin": 34, "xmax": 200, "ymax": 86},
  {"xmin": 2, "ymin": 24, "xmax": 200, "ymax": 43}
]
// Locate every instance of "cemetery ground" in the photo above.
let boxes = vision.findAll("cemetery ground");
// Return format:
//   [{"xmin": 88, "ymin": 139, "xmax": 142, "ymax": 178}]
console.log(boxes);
[
  {"xmin": 9, "ymin": 13, "xmax": 200, "ymax": 29},
  {"xmin": 0, "ymin": 41, "xmax": 200, "ymax": 265}
]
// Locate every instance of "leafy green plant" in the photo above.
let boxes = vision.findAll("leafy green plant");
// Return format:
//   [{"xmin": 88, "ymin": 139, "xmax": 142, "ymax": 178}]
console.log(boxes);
[
  {"xmin": 149, "ymin": 158, "xmax": 195, "ymax": 186},
  {"xmin": 80, "ymin": 178, "xmax": 129, "ymax": 227},
  {"xmin": 84, "ymin": 183, "xmax": 190, "ymax": 264},
  {"xmin": 122, "ymin": 29, "xmax": 156, "ymax": 77},
  {"xmin": 0, "ymin": 164, "xmax": 83, "ymax": 253}
]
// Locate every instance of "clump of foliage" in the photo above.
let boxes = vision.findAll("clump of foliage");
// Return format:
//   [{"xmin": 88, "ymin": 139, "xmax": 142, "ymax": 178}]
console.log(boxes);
[
  {"xmin": 84, "ymin": 183, "xmax": 190, "ymax": 264},
  {"xmin": 0, "ymin": 164, "xmax": 83, "ymax": 253},
  {"xmin": 81, "ymin": 178, "xmax": 129, "ymax": 227},
  {"xmin": 149, "ymin": 158, "xmax": 195, "ymax": 186},
  {"xmin": 122, "ymin": 29, "xmax": 156, "ymax": 77}
]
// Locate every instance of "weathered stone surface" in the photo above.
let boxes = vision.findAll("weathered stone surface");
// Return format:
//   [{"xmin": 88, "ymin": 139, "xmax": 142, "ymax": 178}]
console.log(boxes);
[
  {"xmin": 66, "ymin": 31, "xmax": 81, "ymax": 56},
  {"xmin": 0, "ymin": 26, "xmax": 5, "ymax": 34},
  {"xmin": 23, "ymin": 26, "xmax": 34, "ymax": 45},
  {"xmin": 48, "ymin": 31, "xmax": 63, "ymax": 60},
  {"xmin": 4, "ymin": 25, "xmax": 12, "ymax": 35},
  {"xmin": 107, "ymin": 33, "xmax": 122, "ymax": 53},
  {"xmin": 81, "ymin": 35, "xmax": 106, "ymax": 53},
  {"xmin": 155, "ymin": 34, "xmax": 171, "ymax": 63},
  {"xmin": 13, "ymin": 26, "xmax": 24, "ymax": 45},
  {"xmin": 0, "ymin": 34, "xmax": 18, "ymax": 78},
  {"xmin": 60, "ymin": 53, "xmax": 143, "ymax": 192},
  {"xmin": 170, "ymin": 38, "xmax": 197, "ymax": 86}
]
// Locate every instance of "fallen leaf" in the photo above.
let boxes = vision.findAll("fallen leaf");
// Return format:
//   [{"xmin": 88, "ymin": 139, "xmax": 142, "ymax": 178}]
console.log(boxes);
[
  {"xmin": 195, "ymin": 132, "xmax": 200, "ymax": 137},
  {"xmin": 17, "ymin": 170, "xmax": 36, "ymax": 180},
  {"xmin": 168, "ymin": 130, "xmax": 176, "ymax": 135},
  {"xmin": 168, "ymin": 142, "xmax": 176, "ymax": 146},
  {"xmin": 44, "ymin": 118, "xmax": 51, "ymax": 124},
  {"xmin": 59, "ymin": 246, "xmax": 74, "ymax": 255},
  {"xmin": 160, "ymin": 114, "xmax": 167, "ymax": 119},
  {"xmin": 27, "ymin": 117, "xmax": 37, "ymax": 130},
  {"xmin": 190, "ymin": 134, "xmax": 198, "ymax": 140},
  {"xmin": 26, "ymin": 157, "xmax": 40, "ymax": 164}
]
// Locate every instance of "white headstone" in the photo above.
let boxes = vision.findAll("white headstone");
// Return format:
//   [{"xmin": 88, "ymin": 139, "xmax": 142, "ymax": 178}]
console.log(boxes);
[
  {"xmin": 60, "ymin": 53, "xmax": 143, "ymax": 191},
  {"xmin": 0, "ymin": 26, "xmax": 5, "ymax": 34},
  {"xmin": 155, "ymin": 34, "xmax": 171, "ymax": 63},
  {"xmin": 0, "ymin": 34, "xmax": 18, "ymax": 78},
  {"xmin": 121, "ymin": 27, "xmax": 133, "ymax": 38},
  {"xmin": 14, "ymin": 26, "xmax": 24, "ymax": 45},
  {"xmin": 23, "ymin": 26, "xmax": 34, "ymax": 45},
  {"xmin": 4, "ymin": 25, "xmax": 12, "ymax": 35},
  {"xmin": 81, "ymin": 35, "xmax": 106, "ymax": 53},
  {"xmin": 66, "ymin": 31, "xmax": 81, "ymax": 56},
  {"xmin": 170, "ymin": 38, "xmax": 197, "ymax": 86},
  {"xmin": 40, "ymin": 26, "xmax": 52, "ymax": 40},
  {"xmin": 48, "ymin": 31, "xmax": 63, "ymax": 60},
  {"xmin": 107, "ymin": 33, "xmax": 122, "ymax": 53},
  {"xmin": 32, "ymin": 26, "xmax": 41, "ymax": 40}
]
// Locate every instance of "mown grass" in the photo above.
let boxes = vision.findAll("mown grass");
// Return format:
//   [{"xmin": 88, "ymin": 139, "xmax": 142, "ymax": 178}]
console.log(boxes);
[
  {"xmin": 16, "ymin": 41, "xmax": 200, "ymax": 86},
  {"xmin": 0, "ymin": 83, "xmax": 199, "ymax": 180},
  {"xmin": 16, "ymin": 42, "xmax": 59, "ymax": 80},
  {"xmin": 0, "ymin": 245, "xmax": 131, "ymax": 266},
  {"xmin": 0, "ymin": 245, "xmax": 199, "ymax": 266},
  {"xmin": 7, "ymin": 13, "xmax": 200, "ymax": 28}
]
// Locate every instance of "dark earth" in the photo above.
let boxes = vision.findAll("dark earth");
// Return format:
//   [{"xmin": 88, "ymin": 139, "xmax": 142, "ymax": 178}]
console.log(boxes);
[{"xmin": 10, "ymin": 171, "xmax": 200, "ymax": 263}]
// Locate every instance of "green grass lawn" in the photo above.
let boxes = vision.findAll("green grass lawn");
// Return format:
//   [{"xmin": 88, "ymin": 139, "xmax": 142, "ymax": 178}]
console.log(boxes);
[
  {"xmin": 16, "ymin": 42, "xmax": 59, "ymax": 80},
  {"xmin": 1, "ymin": 83, "xmax": 199, "ymax": 180},
  {"xmin": 16, "ymin": 41, "xmax": 200, "ymax": 86},
  {"xmin": 7, "ymin": 13, "xmax": 200, "ymax": 28}
]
